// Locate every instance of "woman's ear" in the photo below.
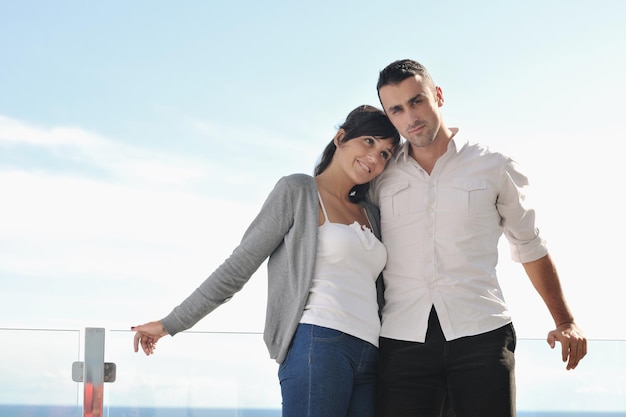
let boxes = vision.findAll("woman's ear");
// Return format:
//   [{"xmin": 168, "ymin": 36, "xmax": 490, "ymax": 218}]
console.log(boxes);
[{"xmin": 333, "ymin": 129, "xmax": 346, "ymax": 146}]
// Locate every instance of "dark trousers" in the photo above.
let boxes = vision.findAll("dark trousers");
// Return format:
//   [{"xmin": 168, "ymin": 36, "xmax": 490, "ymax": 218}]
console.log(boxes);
[{"xmin": 377, "ymin": 307, "xmax": 516, "ymax": 417}]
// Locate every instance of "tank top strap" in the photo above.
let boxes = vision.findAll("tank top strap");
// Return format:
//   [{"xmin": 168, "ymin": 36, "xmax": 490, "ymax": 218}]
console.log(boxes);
[{"xmin": 317, "ymin": 191, "xmax": 330, "ymax": 224}]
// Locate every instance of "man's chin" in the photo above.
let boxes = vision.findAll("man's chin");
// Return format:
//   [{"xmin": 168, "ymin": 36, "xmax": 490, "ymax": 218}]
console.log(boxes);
[{"xmin": 407, "ymin": 137, "xmax": 431, "ymax": 148}]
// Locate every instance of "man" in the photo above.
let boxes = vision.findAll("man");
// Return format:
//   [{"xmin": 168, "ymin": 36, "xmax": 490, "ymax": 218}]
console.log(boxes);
[{"xmin": 369, "ymin": 59, "xmax": 587, "ymax": 417}]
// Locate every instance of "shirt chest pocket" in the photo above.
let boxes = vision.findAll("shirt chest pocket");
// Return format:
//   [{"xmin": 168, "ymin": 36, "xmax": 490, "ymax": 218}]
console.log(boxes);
[
  {"xmin": 379, "ymin": 181, "xmax": 427, "ymax": 218},
  {"xmin": 438, "ymin": 178, "xmax": 489, "ymax": 214}
]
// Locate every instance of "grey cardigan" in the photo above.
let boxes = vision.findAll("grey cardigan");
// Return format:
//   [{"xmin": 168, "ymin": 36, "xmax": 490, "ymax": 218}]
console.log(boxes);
[{"xmin": 161, "ymin": 173, "xmax": 384, "ymax": 364}]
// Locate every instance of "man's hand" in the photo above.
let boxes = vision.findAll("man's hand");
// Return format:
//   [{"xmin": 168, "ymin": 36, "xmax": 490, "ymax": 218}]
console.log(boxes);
[{"xmin": 547, "ymin": 322, "xmax": 587, "ymax": 370}]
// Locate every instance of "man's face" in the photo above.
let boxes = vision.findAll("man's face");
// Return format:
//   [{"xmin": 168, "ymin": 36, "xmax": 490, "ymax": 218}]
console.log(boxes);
[{"xmin": 378, "ymin": 75, "xmax": 444, "ymax": 148}]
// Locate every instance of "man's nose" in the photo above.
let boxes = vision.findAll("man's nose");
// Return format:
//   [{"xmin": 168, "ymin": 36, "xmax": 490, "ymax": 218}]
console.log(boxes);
[{"xmin": 406, "ymin": 109, "xmax": 420, "ymax": 125}]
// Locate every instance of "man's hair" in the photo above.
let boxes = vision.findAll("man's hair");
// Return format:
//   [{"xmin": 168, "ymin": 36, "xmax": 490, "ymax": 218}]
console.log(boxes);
[{"xmin": 376, "ymin": 59, "xmax": 435, "ymax": 92}]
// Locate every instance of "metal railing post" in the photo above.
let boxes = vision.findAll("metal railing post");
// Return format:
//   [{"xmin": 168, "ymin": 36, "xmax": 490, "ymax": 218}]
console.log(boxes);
[{"xmin": 71, "ymin": 328, "xmax": 116, "ymax": 417}]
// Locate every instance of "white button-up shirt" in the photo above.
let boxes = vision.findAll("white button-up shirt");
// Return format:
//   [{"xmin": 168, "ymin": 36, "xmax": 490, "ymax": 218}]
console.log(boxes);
[{"xmin": 370, "ymin": 131, "xmax": 548, "ymax": 342}]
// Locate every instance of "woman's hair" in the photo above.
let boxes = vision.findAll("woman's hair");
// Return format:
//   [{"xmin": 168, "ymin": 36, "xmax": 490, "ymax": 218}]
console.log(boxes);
[{"xmin": 314, "ymin": 104, "xmax": 400, "ymax": 203}]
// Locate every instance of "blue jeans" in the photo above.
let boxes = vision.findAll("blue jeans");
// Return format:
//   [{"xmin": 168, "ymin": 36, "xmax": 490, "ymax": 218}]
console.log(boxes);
[{"xmin": 278, "ymin": 323, "xmax": 378, "ymax": 417}]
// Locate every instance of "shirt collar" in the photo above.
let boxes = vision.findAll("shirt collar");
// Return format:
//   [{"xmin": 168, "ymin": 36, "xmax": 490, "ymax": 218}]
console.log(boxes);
[
  {"xmin": 392, "ymin": 127, "xmax": 461, "ymax": 163},
  {"xmin": 393, "ymin": 141, "xmax": 412, "ymax": 163}
]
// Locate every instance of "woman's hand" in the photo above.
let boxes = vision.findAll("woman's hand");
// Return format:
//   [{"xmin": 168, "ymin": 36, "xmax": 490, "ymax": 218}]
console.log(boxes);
[{"xmin": 131, "ymin": 321, "xmax": 169, "ymax": 356}]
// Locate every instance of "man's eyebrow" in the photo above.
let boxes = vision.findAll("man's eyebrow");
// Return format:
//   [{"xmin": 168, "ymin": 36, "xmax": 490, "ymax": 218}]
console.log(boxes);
[
  {"xmin": 386, "ymin": 103, "xmax": 403, "ymax": 113},
  {"xmin": 409, "ymin": 92, "xmax": 425, "ymax": 102},
  {"xmin": 386, "ymin": 92, "xmax": 425, "ymax": 113}
]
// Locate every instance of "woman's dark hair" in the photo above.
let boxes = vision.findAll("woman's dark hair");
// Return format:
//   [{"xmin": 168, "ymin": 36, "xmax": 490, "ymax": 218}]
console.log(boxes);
[{"xmin": 314, "ymin": 104, "xmax": 400, "ymax": 203}]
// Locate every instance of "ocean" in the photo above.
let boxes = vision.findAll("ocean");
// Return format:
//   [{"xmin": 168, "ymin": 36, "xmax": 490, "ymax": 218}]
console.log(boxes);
[{"xmin": 1, "ymin": 405, "xmax": 624, "ymax": 417}]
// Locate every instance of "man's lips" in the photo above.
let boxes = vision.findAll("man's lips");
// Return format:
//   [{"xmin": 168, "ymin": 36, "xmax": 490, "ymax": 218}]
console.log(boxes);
[{"xmin": 408, "ymin": 123, "xmax": 425, "ymax": 135}]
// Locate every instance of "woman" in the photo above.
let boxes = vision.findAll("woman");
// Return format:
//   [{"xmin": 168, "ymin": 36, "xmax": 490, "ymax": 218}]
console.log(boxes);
[{"xmin": 132, "ymin": 104, "xmax": 400, "ymax": 417}]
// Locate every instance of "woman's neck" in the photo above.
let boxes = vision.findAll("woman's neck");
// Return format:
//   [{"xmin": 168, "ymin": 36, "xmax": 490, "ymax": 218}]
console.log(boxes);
[{"xmin": 315, "ymin": 172, "xmax": 354, "ymax": 203}]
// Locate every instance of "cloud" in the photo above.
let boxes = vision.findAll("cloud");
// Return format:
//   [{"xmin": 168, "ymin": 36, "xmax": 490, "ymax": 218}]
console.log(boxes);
[
  {"xmin": 0, "ymin": 115, "xmax": 214, "ymax": 187},
  {"xmin": 0, "ymin": 115, "xmax": 107, "ymax": 147},
  {"xmin": 0, "ymin": 113, "xmax": 325, "ymax": 196},
  {"xmin": 0, "ymin": 116, "xmax": 273, "ymax": 309},
  {"xmin": 0, "ymin": 169, "xmax": 258, "ymax": 279},
  {"xmin": 0, "ymin": 166, "xmax": 268, "ymax": 331}
]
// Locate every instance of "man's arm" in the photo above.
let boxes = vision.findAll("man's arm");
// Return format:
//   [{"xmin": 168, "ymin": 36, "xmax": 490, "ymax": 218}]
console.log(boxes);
[{"xmin": 522, "ymin": 254, "xmax": 587, "ymax": 370}]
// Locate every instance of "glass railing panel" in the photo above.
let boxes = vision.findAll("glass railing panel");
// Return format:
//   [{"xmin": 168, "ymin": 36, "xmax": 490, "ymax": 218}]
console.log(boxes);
[
  {"xmin": 106, "ymin": 330, "xmax": 281, "ymax": 416},
  {"xmin": 0, "ymin": 328, "xmax": 81, "ymax": 416},
  {"xmin": 0, "ymin": 328, "xmax": 624, "ymax": 416},
  {"xmin": 107, "ymin": 330, "xmax": 626, "ymax": 415},
  {"xmin": 516, "ymin": 338, "xmax": 625, "ymax": 413}
]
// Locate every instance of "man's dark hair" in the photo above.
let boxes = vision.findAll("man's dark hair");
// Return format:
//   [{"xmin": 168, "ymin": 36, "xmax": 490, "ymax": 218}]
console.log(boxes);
[{"xmin": 376, "ymin": 59, "xmax": 435, "ymax": 92}]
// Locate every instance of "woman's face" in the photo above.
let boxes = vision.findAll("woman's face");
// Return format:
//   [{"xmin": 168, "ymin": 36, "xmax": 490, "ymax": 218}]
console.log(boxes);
[{"xmin": 336, "ymin": 134, "xmax": 395, "ymax": 184}]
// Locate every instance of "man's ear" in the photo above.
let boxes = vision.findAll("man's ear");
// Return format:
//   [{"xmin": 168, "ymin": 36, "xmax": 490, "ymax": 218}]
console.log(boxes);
[{"xmin": 435, "ymin": 86, "xmax": 444, "ymax": 107}]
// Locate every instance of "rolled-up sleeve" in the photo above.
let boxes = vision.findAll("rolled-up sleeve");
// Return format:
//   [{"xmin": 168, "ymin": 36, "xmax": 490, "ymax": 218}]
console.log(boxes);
[{"xmin": 498, "ymin": 158, "xmax": 548, "ymax": 263}]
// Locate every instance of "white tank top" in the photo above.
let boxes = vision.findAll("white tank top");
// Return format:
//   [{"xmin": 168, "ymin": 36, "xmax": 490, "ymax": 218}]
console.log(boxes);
[{"xmin": 299, "ymin": 192, "xmax": 387, "ymax": 346}]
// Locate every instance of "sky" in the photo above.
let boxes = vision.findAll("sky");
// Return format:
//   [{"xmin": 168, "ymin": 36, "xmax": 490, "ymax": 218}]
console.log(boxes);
[{"xmin": 1, "ymin": 0, "xmax": 625, "ymax": 411}]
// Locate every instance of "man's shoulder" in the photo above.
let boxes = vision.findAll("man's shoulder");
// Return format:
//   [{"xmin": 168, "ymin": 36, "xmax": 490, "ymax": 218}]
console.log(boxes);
[
  {"xmin": 369, "ymin": 163, "xmax": 410, "ymax": 203},
  {"xmin": 458, "ymin": 139, "xmax": 509, "ymax": 162}
]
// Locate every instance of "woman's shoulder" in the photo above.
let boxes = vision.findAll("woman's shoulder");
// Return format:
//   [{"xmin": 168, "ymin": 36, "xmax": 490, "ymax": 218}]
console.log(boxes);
[
  {"xmin": 265, "ymin": 174, "xmax": 317, "ymax": 205},
  {"xmin": 276, "ymin": 173, "xmax": 316, "ymax": 190}
]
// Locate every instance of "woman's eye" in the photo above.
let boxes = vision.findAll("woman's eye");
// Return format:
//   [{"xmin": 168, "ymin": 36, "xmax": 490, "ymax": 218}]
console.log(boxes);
[
  {"xmin": 380, "ymin": 151, "xmax": 389, "ymax": 160},
  {"xmin": 364, "ymin": 137, "xmax": 374, "ymax": 145}
]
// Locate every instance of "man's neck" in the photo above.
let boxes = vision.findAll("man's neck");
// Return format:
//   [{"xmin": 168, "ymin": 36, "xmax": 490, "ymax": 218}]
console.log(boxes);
[{"xmin": 409, "ymin": 127, "xmax": 457, "ymax": 174}]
